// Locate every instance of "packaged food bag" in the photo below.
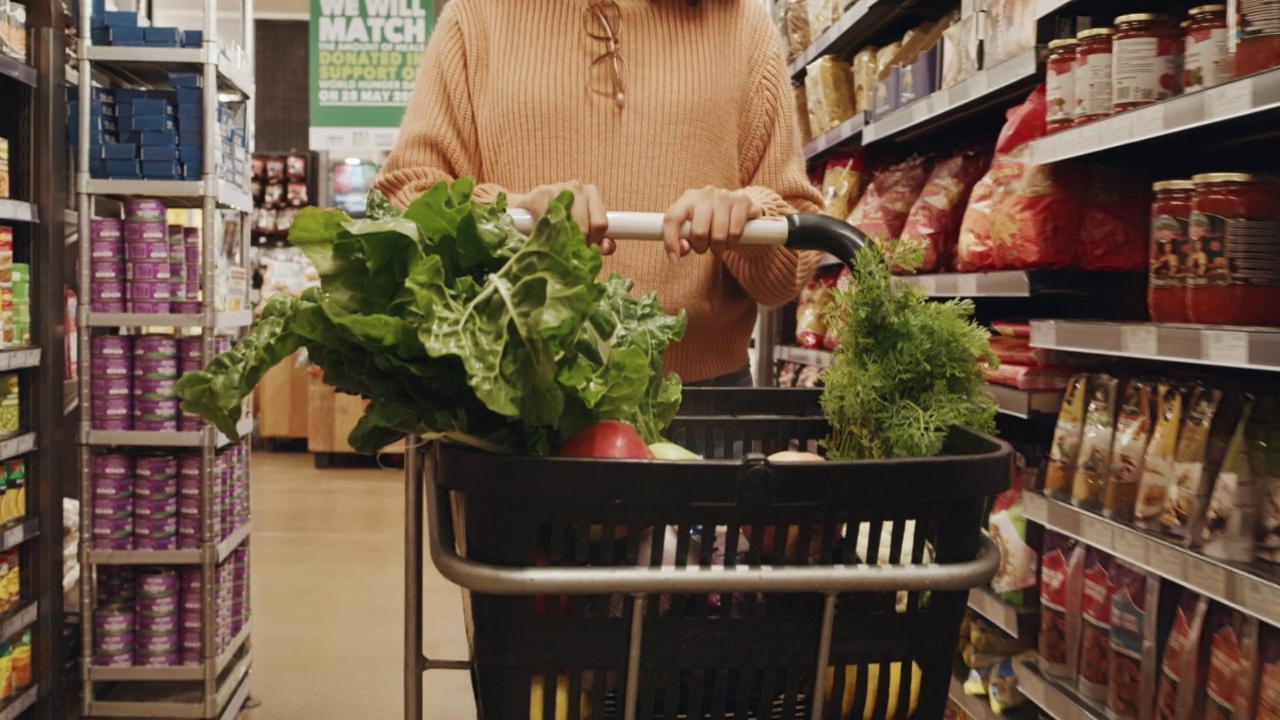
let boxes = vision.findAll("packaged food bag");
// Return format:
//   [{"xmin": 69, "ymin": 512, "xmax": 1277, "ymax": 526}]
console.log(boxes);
[
  {"xmin": 851, "ymin": 46, "xmax": 879, "ymax": 114},
  {"xmin": 1255, "ymin": 397, "xmax": 1280, "ymax": 564},
  {"xmin": 794, "ymin": 83, "xmax": 812, "ymax": 144},
  {"xmin": 795, "ymin": 268, "xmax": 840, "ymax": 348},
  {"xmin": 819, "ymin": 150, "xmax": 867, "ymax": 221},
  {"xmin": 1154, "ymin": 591, "xmax": 1210, "ymax": 720},
  {"xmin": 1107, "ymin": 562, "xmax": 1159, "ymax": 720},
  {"xmin": 988, "ymin": 487, "xmax": 1038, "ymax": 606},
  {"xmin": 784, "ymin": 0, "xmax": 810, "ymax": 62},
  {"xmin": 1162, "ymin": 386, "xmax": 1225, "ymax": 538},
  {"xmin": 1204, "ymin": 395, "xmax": 1259, "ymax": 561},
  {"xmin": 1072, "ymin": 374, "xmax": 1119, "ymax": 510},
  {"xmin": 901, "ymin": 149, "xmax": 989, "ymax": 272},
  {"xmin": 1259, "ymin": 625, "xmax": 1280, "ymax": 719},
  {"xmin": 956, "ymin": 85, "xmax": 1080, "ymax": 271},
  {"xmin": 991, "ymin": 320, "xmax": 1031, "ymax": 338},
  {"xmin": 1103, "ymin": 380, "xmax": 1156, "ymax": 522},
  {"xmin": 1039, "ymin": 530, "xmax": 1085, "ymax": 679},
  {"xmin": 1076, "ymin": 163, "xmax": 1150, "ymax": 271},
  {"xmin": 989, "ymin": 655, "xmax": 1031, "ymax": 713},
  {"xmin": 1135, "ymin": 384, "xmax": 1186, "ymax": 531},
  {"xmin": 987, "ymin": 335, "xmax": 1073, "ymax": 367},
  {"xmin": 848, "ymin": 154, "xmax": 931, "ymax": 241},
  {"xmin": 1045, "ymin": 374, "xmax": 1089, "ymax": 501},
  {"xmin": 1078, "ymin": 547, "xmax": 1115, "ymax": 702},
  {"xmin": 1204, "ymin": 604, "xmax": 1260, "ymax": 719},
  {"xmin": 986, "ymin": 364, "xmax": 1075, "ymax": 392},
  {"xmin": 804, "ymin": 55, "xmax": 855, "ymax": 135}
]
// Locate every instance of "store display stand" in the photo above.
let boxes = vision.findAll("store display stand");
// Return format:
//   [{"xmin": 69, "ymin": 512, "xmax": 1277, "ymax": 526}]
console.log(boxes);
[{"xmin": 73, "ymin": 0, "xmax": 255, "ymax": 714}]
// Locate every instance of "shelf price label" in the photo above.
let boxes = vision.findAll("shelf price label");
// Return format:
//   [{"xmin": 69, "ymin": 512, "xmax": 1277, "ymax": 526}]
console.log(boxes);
[
  {"xmin": 957, "ymin": 275, "xmax": 979, "ymax": 297},
  {"xmin": 2, "ymin": 525, "xmax": 23, "ymax": 550},
  {"xmin": 1148, "ymin": 542, "xmax": 1187, "ymax": 579},
  {"xmin": 1242, "ymin": 579, "xmax": 1280, "ymax": 625},
  {"xmin": 1130, "ymin": 105, "xmax": 1165, "ymax": 138},
  {"xmin": 1186, "ymin": 558, "xmax": 1230, "ymax": 599},
  {"xmin": 1081, "ymin": 514, "xmax": 1114, "ymax": 549},
  {"xmin": 1023, "ymin": 492, "xmax": 1049, "ymax": 522},
  {"xmin": 1206, "ymin": 80, "xmax": 1253, "ymax": 120},
  {"xmin": 1204, "ymin": 331, "xmax": 1249, "ymax": 366},
  {"xmin": 1122, "ymin": 326, "xmax": 1158, "ymax": 357},
  {"xmin": 1113, "ymin": 529, "xmax": 1149, "ymax": 565}
]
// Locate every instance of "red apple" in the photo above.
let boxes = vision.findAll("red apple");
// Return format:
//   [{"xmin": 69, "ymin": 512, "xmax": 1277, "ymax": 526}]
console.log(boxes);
[{"xmin": 557, "ymin": 420, "xmax": 654, "ymax": 459}]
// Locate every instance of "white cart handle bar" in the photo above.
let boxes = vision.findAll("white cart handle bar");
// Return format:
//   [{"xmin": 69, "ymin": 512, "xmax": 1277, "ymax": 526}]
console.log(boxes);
[{"xmin": 506, "ymin": 209, "xmax": 868, "ymax": 267}]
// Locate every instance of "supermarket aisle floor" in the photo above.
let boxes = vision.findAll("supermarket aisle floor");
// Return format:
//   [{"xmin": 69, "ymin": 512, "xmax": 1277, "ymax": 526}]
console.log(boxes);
[{"xmin": 244, "ymin": 451, "xmax": 477, "ymax": 720}]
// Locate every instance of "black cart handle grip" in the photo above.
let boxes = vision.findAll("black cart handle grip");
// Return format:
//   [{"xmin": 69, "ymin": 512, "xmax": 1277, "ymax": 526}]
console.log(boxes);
[{"xmin": 506, "ymin": 210, "xmax": 867, "ymax": 268}]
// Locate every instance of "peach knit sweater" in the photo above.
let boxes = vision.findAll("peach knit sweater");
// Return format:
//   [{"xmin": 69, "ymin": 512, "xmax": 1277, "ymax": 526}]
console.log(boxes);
[{"xmin": 375, "ymin": 0, "xmax": 823, "ymax": 383}]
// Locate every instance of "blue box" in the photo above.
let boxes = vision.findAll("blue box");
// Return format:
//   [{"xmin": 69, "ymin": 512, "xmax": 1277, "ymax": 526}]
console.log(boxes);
[
  {"xmin": 102, "ymin": 143, "xmax": 137, "ymax": 160},
  {"xmin": 177, "ymin": 146, "xmax": 202, "ymax": 163},
  {"xmin": 68, "ymin": 101, "xmax": 116, "ymax": 118},
  {"xmin": 109, "ymin": 25, "xmax": 145, "ymax": 43},
  {"xmin": 113, "ymin": 40, "xmax": 145, "ymax": 47},
  {"xmin": 144, "ymin": 27, "xmax": 183, "ymax": 44},
  {"xmin": 168, "ymin": 72, "xmax": 201, "ymax": 88},
  {"xmin": 114, "ymin": 89, "xmax": 151, "ymax": 103},
  {"xmin": 142, "ymin": 161, "xmax": 180, "ymax": 178},
  {"xmin": 140, "ymin": 145, "xmax": 177, "ymax": 161},
  {"xmin": 90, "ymin": 160, "xmax": 107, "ymax": 178},
  {"xmin": 139, "ymin": 130, "xmax": 178, "ymax": 147},
  {"xmin": 217, "ymin": 106, "xmax": 235, "ymax": 124},
  {"xmin": 131, "ymin": 99, "xmax": 175, "ymax": 115},
  {"xmin": 67, "ymin": 87, "xmax": 115, "ymax": 103},
  {"xmin": 176, "ymin": 88, "xmax": 203, "ymax": 105},
  {"xmin": 178, "ymin": 118, "xmax": 202, "ymax": 134},
  {"xmin": 182, "ymin": 165, "xmax": 202, "ymax": 180},
  {"xmin": 178, "ymin": 132, "xmax": 202, "ymax": 148},
  {"xmin": 182, "ymin": 30, "xmax": 203, "ymax": 47},
  {"xmin": 105, "ymin": 159, "xmax": 141, "ymax": 176},
  {"xmin": 68, "ymin": 128, "xmax": 119, "ymax": 145},
  {"xmin": 131, "ymin": 115, "xmax": 177, "ymax": 132},
  {"xmin": 90, "ymin": 27, "xmax": 111, "ymax": 44},
  {"xmin": 101, "ymin": 10, "xmax": 138, "ymax": 26}
]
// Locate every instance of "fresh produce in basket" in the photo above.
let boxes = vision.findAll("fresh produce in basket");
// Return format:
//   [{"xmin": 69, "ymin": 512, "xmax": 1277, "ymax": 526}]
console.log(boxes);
[{"xmin": 175, "ymin": 180, "xmax": 686, "ymax": 456}]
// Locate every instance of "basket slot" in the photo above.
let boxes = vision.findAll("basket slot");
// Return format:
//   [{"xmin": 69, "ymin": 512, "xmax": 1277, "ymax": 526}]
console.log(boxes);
[
  {"xmin": 568, "ymin": 671, "xmax": 585, "ymax": 720},
  {"xmin": 686, "ymin": 669, "xmax": 707, "ymax": 719},
  {"xmin": 541, "ymin": 670, "xmax": 558, "ymax": 719},
  {"xmin": 708, "ymin": 670, "xmax": 731, "ymax": 719},
  {"xmin": 780, "ymin": 667, "xmax": 804, "ymax": 718},
  {"xmin": 662, "ymin": 669, "xmax": 683, "ymax": 719}
]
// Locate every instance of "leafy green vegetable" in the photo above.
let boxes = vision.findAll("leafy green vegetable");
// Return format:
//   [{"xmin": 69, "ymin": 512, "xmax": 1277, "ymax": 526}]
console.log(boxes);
[
  {"xmin": 175, "ymin": 179, "xmax": 687, "ymax": 455},
  {"xmin": 821, "ymin": 240, "xmax": 997, "ymax": 460}
]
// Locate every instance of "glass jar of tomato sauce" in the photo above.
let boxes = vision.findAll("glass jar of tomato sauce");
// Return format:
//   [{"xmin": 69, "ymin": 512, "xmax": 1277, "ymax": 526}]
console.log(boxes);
[
  {"xmin": 1149, "ymin": 180, "xmax": 1194, "ymax": 323},
  {"xmin": 1234, "ymin": 0, "xmax": 1280, "ymax": 78},
  {"xmin": 1075, "ymin": 28, "xmax": 1115, "ymax": 124},
  {"xmin": 1047, "ymin": 39, "xmax": 1078, "ymax": 132},
  {"xmin": 1185, "ymin": 5, "xmax": 1229, "ymax": 91},
  {"xmin": 1186, "ymin": 173, "xmax": 1280, "ymax": 326},
  {"xmin": 1113, "ymin": 13, "xmax": 1179, "ymax": 111}
]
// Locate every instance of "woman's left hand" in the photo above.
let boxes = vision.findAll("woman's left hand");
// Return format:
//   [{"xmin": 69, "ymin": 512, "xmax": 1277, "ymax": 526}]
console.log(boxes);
[{"xmin": 662, "ymin": 186, "xmax": 763, "ymax": 262}]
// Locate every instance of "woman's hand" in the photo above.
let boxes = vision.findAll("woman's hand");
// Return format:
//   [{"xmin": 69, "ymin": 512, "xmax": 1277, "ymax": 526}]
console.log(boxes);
[
  {"xmin": 662, "ymin": 187, "xmax": 763, "ymax": 262},
  {"xmin": 509, "ymin": 181, "xmax": 614, "ymax": 255}
]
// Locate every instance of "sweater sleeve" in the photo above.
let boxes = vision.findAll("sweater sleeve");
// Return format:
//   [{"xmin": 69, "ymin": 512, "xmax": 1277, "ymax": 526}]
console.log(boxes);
[
  {"xmin": 374, "ymin": 4, "xmax": 505, "ymax": 208},
  {"xmin": 720, "ymin": 14, "xmax": 825, "ymax": 309}
]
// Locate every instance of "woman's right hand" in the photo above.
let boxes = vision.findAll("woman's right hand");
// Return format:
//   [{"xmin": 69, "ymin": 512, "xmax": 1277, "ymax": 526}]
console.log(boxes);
[{"xmin": 509, "ymin": 181, "xmax": 614, "ymax": 254}]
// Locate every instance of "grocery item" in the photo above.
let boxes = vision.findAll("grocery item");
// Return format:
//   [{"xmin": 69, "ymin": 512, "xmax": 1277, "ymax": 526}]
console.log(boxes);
[
  {"xmin": 819, "ymin": 151, "xmax": 867, "ymax": 222},
  {"xmin": 987, "ymin": 335, "xmax": 1071, "ymax": 367},
  {"xmin": 971, "ymin": 617, "xmax": 1031, "ymax": 656},
  {"xmin": 1112, "ymin": 14, "xmax": 1179, "ymax": 111},
  {"xmin": 956, "ymin": 86, "xmax": 1080, "ymax": 272},
  {"xmin": 804, "ymin": 55, "xmax": 856, "ymax": 136},
  {"xmin": 900, "ymin": 149, "xmax": 988, "ymax": 272},
  {"xmin": 848, "ymin": 154, "xmax": 931, "ymax": 240},
  {"xmin": 987, "ymin": 364, "xmax": 1075, "ymax": 391},
  {"xmin": 1257, "ymin": 397, "xmax": 1280, "ymax": 563},
  {"xmin": 1075, "ymin": 28, "xmax": 1116, "ymax": 124},
  {"xmin": 1162, "ymin": 386, "xmax": 1224, "ymax": 538},
  {"xmin": 784, "ymin": 0, "xmax": 809, "ymax": 62},
  {"xmin": 1149, "ymin": 180, "xmax": 1195, "ymax": 323},
  {"xmin": 1186, "ymin": 173, "xmax": 1280, "ymax": 326},
  {"xmin": 987, "ymin": 488, "xmax": 1038, "ymax": 606},
  {"xmin": 1203, "ymin": 395, "xmax": 1258, "ymax": 560},
  {"xmin": 851, "ymin": 47, "xmax": 878, "ymax": 114},
  {"xmin": 794, "ymin": 84, "xmax": 811, "ymax": 143},
  {"xmin": 1155, "ymin": 590, "xmax": 1210, "ymax": 720},
  {"xmin": 1261, "ymin": 624, "xmax": 1280, "ymax": 719},
  {"xmin": 1072, "ymin": 374, "xmax": 1119, "ymax": 509},
  {"xmin": 988, "ymin": 655, "xmax": 1030, "ymax": 713},
  {"xmin": 1078, "ymin": 548, "xmax": 1114, "ymax": 702},
  {"xmin": 991, "ymin": 320, "xmax": 1031, "ymax": 338},
  {"xmin": 1185, "ymin": 5, "xmax": 1230, "ymax": 91},
  {"xmin": 1076, "ymin": 164, "xmax": 1150, "ymax": 271},
  {"xmin": 795, "ymin": 269, "xmax": 838, "ymax": 349},
  {"xmin": 807, "ymin": 0, "xmax": 839, "ymax": 37},
  {"xmin": 0, "ymin": 375, "xmax": 16, "ymax": 435},
  {"xmin": 1107, "ymin": 562, "xmax": 1156, "ymax": 720},
  {"xmin": 1204, "ymin": 604, "xmax": 1260, "ymax": 719},
  {"xmin": 1039, "ymin": 530, "xmax": 1084, "ymax": 679},
  {"xmin": 984, "ymin": 0, "xmax": 1035, "ymax": 66},
  {"xmin": 1103, "ymin": 380, "xmax": 1156, "ymax": 522},
  {"xmin": 1135, "ymin": 383, "xmax": 1186, "ymax": 530},
  {"xmin": 1232, "ymin": 0, "xmax": 1280, "ymax": 78},
  {"xmin": 1045, "ymin": 374, "xmax": 1089, "ymax": 501},
  {"xmin": 1046, "ymin": 38, "xmax": 1078, "ymax": 132}
]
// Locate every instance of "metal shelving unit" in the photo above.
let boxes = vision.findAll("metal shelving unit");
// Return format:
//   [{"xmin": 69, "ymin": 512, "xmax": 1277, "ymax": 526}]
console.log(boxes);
[
  {"xmin": 966, "ymin": 587, "xmax": 1038, "ymax": 639},
  {"xmin": 1030, "ymin": 319, "xmax": 1280, "ymax": 372},
  {"xmin": 1013, "ymin": 659, "xmax": 1108, "ymax": 720},
  {"xmin": 73, "ymin": 0, "xmax": 255, "ymax": 713}
]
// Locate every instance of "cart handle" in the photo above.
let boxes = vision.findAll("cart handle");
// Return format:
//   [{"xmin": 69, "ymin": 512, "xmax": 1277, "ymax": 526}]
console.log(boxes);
[
  {"xmin": 425, "ymin": 481, "xmax": 999, "ymax": 596},
  {"xmin": 507, "ymin": 209, "xmax": 867, "ymax": 268}
]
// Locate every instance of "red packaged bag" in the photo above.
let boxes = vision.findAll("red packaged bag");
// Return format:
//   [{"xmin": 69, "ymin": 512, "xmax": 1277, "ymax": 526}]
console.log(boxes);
[
  {"xmin": 956, "ymin": 85, "xmax": 1081, "ymax": 272},
  {"xmin": 1076, "ymin": 163, "xmax": 1150, "ymax": 271},
  {"xmin": 848, "ymin": 154, "xmax": 931, "ymax": 240},
  {"xmin": 795, "ymin": 268, "xmax": 839, "ymax": 349},
  {"xmin": 901, "ymin": 149, "xmax": 989, "ymax": 272}
]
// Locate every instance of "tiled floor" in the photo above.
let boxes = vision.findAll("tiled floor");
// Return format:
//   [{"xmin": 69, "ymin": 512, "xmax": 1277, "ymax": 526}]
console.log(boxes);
[{"xmin": 245, "ymin": 451, "xmax": 476, "ymax": 720}]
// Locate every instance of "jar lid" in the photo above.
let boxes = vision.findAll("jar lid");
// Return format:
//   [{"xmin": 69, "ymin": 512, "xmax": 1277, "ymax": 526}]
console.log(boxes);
[
  {"xmin": 1048, "ymin": 38, "xmax": 1079, "ymax": 49},
  {"xmin": 1189, "ymin": 5, "xmax": 1227, "ymax": 15},
  {"xmin": 1077, "ymin": 27, "xmax": 1116, "ymax": 39},
  {"xmin": 1116, "ymin": 13, "xmax": 1169, "ymax": 24},
  {"xmin": 1192, "ymin": 172, "xmax": 1280, "ymax": 184},
  {"xmin": 1153, "ymin": 180, "xmax": 1195, "ymax": 192}
]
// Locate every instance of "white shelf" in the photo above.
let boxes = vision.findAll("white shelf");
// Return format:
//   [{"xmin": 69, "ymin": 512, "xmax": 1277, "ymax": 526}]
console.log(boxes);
[
  {"xmin": 1024, "ymin": 493, "xmax": 1280, "ymax": 630},
  {"xmin": 864, "ymin": 49, "xmax": 1040, "ymax": 145},
  {"xmin": 0, "ymin": 433, "xmax": 35, "ymax": 463},
  {"xmin": 1034, "ymin": 0, "xmax": 1075, "ymax": 18},
  {"xmin": 83, "ymin": 179, "xmax": 253, "ymax": 213},
  {"xmin": 85, "ymin": 416, "xmax": 255, "ymax": 449},
  {"xmin": 987, "ymin": 384, "xmax": 1063, "ymax": 420},
  {"xmin": 1030, "ymin": 66, "xmax": 1280, "ymax": 165},
  {"xmin": 1030, "ymin": 320, "xmax": 1280, "ymax": 372},
  {"xmin": 86, "ymin": 518, "xmax": 251, "ymax": 566},
  {"xmin": 775, "ymin": 345, "xmax": 833, "ymax": 368},
  {"xmin": 0, "ymin": 685, "xmax": 37, "ymax": 720},
  {"xmin": 803, "ymin": 113, "xmax": 865, "ymax": 160},
  {"xmin": 0, "ymin": 348, "xmax": 40, "ymax": 371},
  {"xmin": 0, "ymin": 55, "xmax": 37, "ymax": 87},
  {"xmin": 87, "ymin": 652, "xmax": 250, "ymax": 719},
  {"xmin": 87, "ymin": 620, "xmax": 251, "ymax": 682},
  {"xmin": 84, "ymin": 308, "xmax": 252, "ymax": 333},
  {"xmin": 967, "ymin": 586, "xmax": 1037, "ymax": 638},
  {"xmin": 1014, "ymin": 659, "xmax": 1107, "ymax": 720},
  {"xmin": 949, "ymin": 671, "xmax": 1041, "ymax": 720},
  {"xmin": 0, "ymin": 518, "xmax": 39, "ymax": 553},
  {"xmin": 0, "ymin": 602, "xmax": 37, "ymax": 643},
  {"xmin": 83, "ymin": 44, "xmax": 255, "ymax": 97},
  {"xmin": 0, "ymin": 200, "xmax": 37, "ymax": 224},
  {"xmin": 786, "ymin": 0, "xmax": 883, "ymax": 76}
]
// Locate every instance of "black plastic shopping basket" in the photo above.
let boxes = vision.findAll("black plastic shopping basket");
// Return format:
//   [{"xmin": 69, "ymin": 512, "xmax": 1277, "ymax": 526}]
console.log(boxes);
[{"xmin": 401, "ymin": 214, "xmax": 1011, "ymax": 720}]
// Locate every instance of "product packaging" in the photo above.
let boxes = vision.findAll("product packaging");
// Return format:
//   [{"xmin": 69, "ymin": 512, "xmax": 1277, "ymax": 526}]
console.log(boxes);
[
  {"xmin": 900, "ymin": 148, "xmax": 988, "ymax": 272},
  {"xmin": 1076, "ymin": 163, "xmax": 1151, "ymax": 271},
  {"xmin": 1045, "ymin": 374, "xmax": 1089, "ymax": 501},
  {"xmin": 851, "ymin": 46, "xmax": 878, "ymax": 114},
  {"xmin": 1078, "ymin": 547, "xmax": 1115, "ymax": 702},
  {"xmin": 987, "ymin": 487, "xmax": 1038, "ymax": 606},
  {"xmin": 1103, "ymin": 380, "xmax": 1157, "ymax": 522},
  {"xmin": 1162, "ymin": 386, "xmax": 1225, "ymax": 538},
  {"xmin": 1072, "ymin": 374, "xmax": 1119, "ymax": 509},
  {"xmin": 848, "ymin": 154, "xmax": 931, "ymax": 240},
  {"xmin": 795, "ymin": 268, "xmax": 838, "ymax": 349},
  {"xmin": 1256, "ymin": 396, "xmax": 1280, "ymax": 564},
  {"xmin": 986, "ymin": 364, "xmax": 1076, "ymax": 391},
  {"xmin": 1204, "ymin": 604, "xmax": 1260, "ymax": 719},
  {"xmin": 1107, "ymin": 561, "xmax": 1158, "ymax": 720},
  {"xmin": 1135, "ymin": 384, "xmax": 1186, "ymax": 531},
  {"xmin": 1203, "ymin": 395, "xmax": 1258, "ymax": 561},
  {"xmin": 1039, "ymin": 530, "xmax": 1085, "ymax": 679},
  {"xmin": 819, "ymin": 150, "xmax": 867, "ymax": 222},
  {"xmin": 803, "ymin": 55, "xmax": 856, "ymax": 135},
  {"xmin": 1154, "ymin": 590, "xmax": 1210, "ymax": 720},
  {"xmin": 1259, "ymin": 625, "xmax": 1280, "ymax": 719}
]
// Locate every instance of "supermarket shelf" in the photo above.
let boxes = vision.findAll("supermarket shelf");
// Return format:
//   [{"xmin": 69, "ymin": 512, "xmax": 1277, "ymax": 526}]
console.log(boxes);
[
  {"xmin": 87, "ymin": 620, "xmax": 252, "ymax": 682},
  {"xmin": 0, "ymin": 602, "xmax": 38, "ymax": 642},
  {"xmin": 0, "ymin": 684, "xmax": 37, "ymax": 720},
  {"xmin": 787, "ymin": 0, "xmax": 886, "ymax": 76},
  {"xmin": 1030, "ymin": 66, "xmax": 1280, "ymax": 165},
  {"xmin": 0, "ymin": 518, "xmax": 39, "ymax": 553},
  {"xmin": 87, "ymin": 651, "xmax": 250, "ymax": 718},
  {"xmin": 1014, "ymin": 659, "xmax": 1106, "ymax": 720},
  {"xmin": 1030, "ymin": 320, "xmax": 1280, "ymax": 372},
  {"xmin": 83, "ymin": 44, "xmax": 255, "ymax": 97},
  {"xmin": 85, "ymin": 416, "xmax": 255, "ymax": 449},
  {"xmin": 774, "ymin": 345, "xmax": 833, "ymax": 368},
  {"xmin": 803, "ymin": 113, "xmax": 866, "ymax": 161},
  {"xmin": 214, "ymin": 519, "xmax": 253, "ymax": 563},
  {"xmin": 84, "ymin": 308, "xmax": 253, "ymax": 332},
  {"xmin": 83, "ymin": 179, "xmax": 254, "ymax": 213},
  {"xmin": 894, "ymin": 270, "xmax": 1141, "ymax": 298},
  {"xmin": 64, "ymin": 378, "xmax": 80, "ymax": 416},
  {"xmin": 0, "ymin": 348, "xmax": 41, "ymax": 371},
  {"xmin": 988, "ymin": 384, "xmax": 1063, "ymax": 420},
  {"xmin": 0, "ymin": 200, "xmax": 38, "ymax": 224},
  {"xmin": 1034, "ymin": 0, "xmax": 1074, "ymax": 18},
  {"xmin": 967, "ymin": 587, "xmax": 1038, "ymax": 638},
  {"xmin": 863, "ymin": 49, "xmax": 1040, "ymax": 145},
  {"xmin": 949, "ymin": 672, "xmax": 1040, "ymax": 720},
  {"xmin": 0, "ymin": 55, "xmax": 37, "ymax": 87},
  {"xmin": 87, "ymin": 519, "xmax": 251, "ymax": 566},
  {"xmin": 1023, "ymin": 493, "xmax": 1280, "ymax": 630},
  {"xmin": 0, "ymin": 433, "xmax": 36, "ymax": 463}
]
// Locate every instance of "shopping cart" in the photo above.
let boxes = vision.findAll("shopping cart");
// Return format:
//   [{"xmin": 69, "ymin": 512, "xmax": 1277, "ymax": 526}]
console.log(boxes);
[{"xmin": 403, "ymin": 213, "xmax": 1011, "ymax": 720}]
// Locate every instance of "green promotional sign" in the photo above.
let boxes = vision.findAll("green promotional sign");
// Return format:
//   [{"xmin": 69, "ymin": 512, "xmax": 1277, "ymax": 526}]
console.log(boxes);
[{"xmin": 309, "ymin": 0, "xmax": 433, "ymax": 149}]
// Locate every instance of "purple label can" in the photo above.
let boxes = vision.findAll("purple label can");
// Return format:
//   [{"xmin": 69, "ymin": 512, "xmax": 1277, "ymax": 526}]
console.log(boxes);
[
  {"xmin": 93, "ymin": 649, "xmax": 135, "ymax": 667},
  {"xmin": 178, "ymin": 496, "xmax": 200, "ymax": 516},
  {"xmin": 127, "ymin": 280, "xmax": 171, "ymax": 301},
  {"xmin": 91, "ymin": 281, "xmax": 125, "ymax": 301},
  {"xmin": 169, "ymin": 260, "xmax": 185, "ymax": 278},
  {"xmin": 124, "ymin": 199, "xmax": 167, "ymax": 221},
  {"xmin": 91, "ymin": 476, "xmax": 134, "ymax": 499},
  {"xmin": 134, "ymin": 455, "xmax": 177, "ymax": 479},
  {"xmin": 135, "ymin": 477, "xmax": 178, "ymax": 499},
  {"xmin": 170, "ymin": 279, "xmax": 186, "ymax": 302},
  {"xmin": 91, "ymin": 336, "xmax": 132, "ymax": 358},
  {"xmin": 90, "ymin": 240, "xmax": 125, "ymax": 260},
  {"xmin": 91, "ymin": 417, "xmax": 133, "ymax": 432},
  {"xmin": 90, "ymin": 356, "xmax": 131, "ymax": 377},
  {"xmin": 91, "ymin": 261, "xmax": 125, "ymax": 281},
  {"xmin": 93, "ymin": 633, "xmax": 135, "ymax": 654},
  {"xmin": 133, "ymin": 357, "xmax": 178, "ymax": 379},
  {"xmin": 94, "ymin": 605, "xmax": 135, "ymax": 634},
  {"xmin": 90, "ymin": 376, "xmax": 132, "ymax": 398},
  {"xmin": 134, "ymin": 398, "xmax": 179, "ymax": 422},
  {"xmin": 90, "ymin": 302, "xmax": 128, "ymax": 314},
  {"xmin": 134, "ymin": 496, "xmax": 177, "ymax": 520},
  {"xmin": 179, "ymin": 417, "xmax": 202, "ymax": 432},
  {"xmin": 90, "ymin": 218, "xmax": 124, "ymax": 240},
  {"xmin": 132, "ymin": 378, "xmax": 176, "ymax": 400},
  {"xmin": 124, "ymin": 221, "xmax": 167, "ymax": 242},
  {"xmin": 127, "ymin": 301, "xmax": 172, "ymax": 315},
  {"xmin": 91, "ymin": 395, "xmax": 131, "ymax": 419},
  {"xmin": 124, "ymin": 241, "xmax": 170, "ymax": 262},
  {"xmin": 92, "ymin": 515, "xmax": 133, "ymax": 537},
  {"xmin": 134, "ymin": 514, "xmax": 178, "ymax": 537},
  {"xmin": 137, "ymin": 568, "xmax": 178, "ymax": 594},
  {"xmin": 137, "ymin": 614, "xmax": 179, "ymax": 635},
  {"xmin": 135, "ymin": 650, "xmax": 180, "ymax": 667},
  {"xmin": 168, "ymin": 224, "xmax": 184, "ymax": 242},
  {"xmin": 171, "ymin": 301, "xmax": 201, "ymax": 314},
  {"xmin": 134, "ymin": 419, "xmax": 179, "ymax": 433},
  {"xmin": 184, "ymin": 246, "xmax": 201, "ymax": 265},
  {"xmin": 133, "ymin": 336, "xmax": 178, "ymax": 358},
  {"xmin": 183, "ymin": 227, "xmax": 199, "ymax": 243},
  {"xmin": 133, "ymin": 535, "xmax": 178, "ymax": 551},
  {"xmin": 135, "ymin": 595, "xmax": 179, "ymax": 617},
  {"xmin": 127, "ymin": 261, "xmax": 172, "ymax": 281},
  {"xmin": 92, "ymin": 496, "xmax": 133, "ymax": 519},
  {"xmin": 93, "ymin": 535, "xmax": 134, "ymax": 550}
]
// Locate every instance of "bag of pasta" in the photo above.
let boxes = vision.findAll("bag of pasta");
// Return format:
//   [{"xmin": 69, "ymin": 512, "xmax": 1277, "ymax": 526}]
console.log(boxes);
[
  {"xmin": 901, "ymin": 148, "xmax": 989, "ymax": 272},
  {"xmin": 848, "ymin": 154, "xmax": 931, "ymax": 241},
  {"xmin": 819, "ymin": 150, "xmax": 867, "ymax": 221},
  {"xmin": 784, "ymin": 0, "xmax": 810, "ymax": 62}
]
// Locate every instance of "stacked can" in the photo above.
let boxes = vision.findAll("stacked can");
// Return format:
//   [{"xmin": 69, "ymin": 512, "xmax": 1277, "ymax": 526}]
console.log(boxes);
[
  {"xmin": 135, "ymin": 568, "xmax": 180, "ymax": 667},
  {"xmin": 168, "ymin": 225, "xmax": 186, "ymax": 308},
  {"xmin": 179, "ymin": 568, "xmax": 202, "ymax": 665},
  {"xmin": 231, "ymin": 546, "xmax": 248, "ymax": 635},
  {"xmin": 231, "ymin": 442, "xmax": 248, "ymax": 530},
  {"xmin": 124, "ymin": 199, "xmax": 172, "ymax": 314},
  {"xmin": 178, "ymin": 337, "xmax": 203, "ymax": 431},
  {"xmin": 177, "ymin": 455, "xmax": 202, "ymax": 550},
  {"xmin": 180, "ymin": 226, "xmax": 201, "ymax": 312},
  {"xmin": 90, "ymin": 335, "xmax": 132, "ymax": 432},
  {"xmin": 89, "ymin": 218, "xmax": 126, "ymax": 313},
  {"xmin": 214, "ymin": 449, "xmax": 230, "ymax": 541},
  {"xmin": 134, "ymin": 455, "xmax": 178, "ymax": 551},
  {"xmin": 90, "ymin": 452, "xmax": 134, "ymax": 550},
  {"xmin": 215, "ymin": 560, "xmax": 234, "ymax": 654},
  {"xmin": 133, "ymin": 336, "xmax": 179, "ymax": 432},
  {"xmin": 96, "ymin": 566, "xmax": 136, "ymax": 605},
  {"xmin": 93, "ymin": 604, "xmax": 135, "ymax": 667}
]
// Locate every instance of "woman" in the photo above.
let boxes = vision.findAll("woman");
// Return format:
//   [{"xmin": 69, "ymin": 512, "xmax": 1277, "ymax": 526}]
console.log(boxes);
[{"xmin": 375, "ymin": 0, "xmax": 822, "ymax": 386}]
